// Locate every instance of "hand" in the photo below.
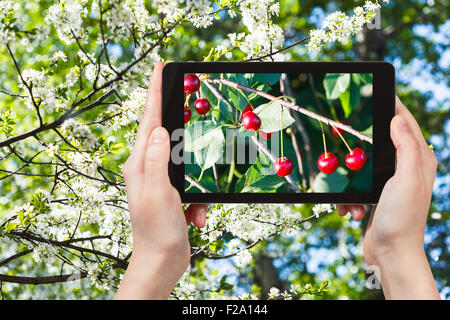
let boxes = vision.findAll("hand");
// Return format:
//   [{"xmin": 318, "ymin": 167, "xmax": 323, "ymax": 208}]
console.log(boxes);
[
  {"xmin": 337, "ymin": 97, "xmax": 440, "ymax": 299},
  {"xmin": 115, "ymin": 62, "xmax": 207, "ymax": 300}
]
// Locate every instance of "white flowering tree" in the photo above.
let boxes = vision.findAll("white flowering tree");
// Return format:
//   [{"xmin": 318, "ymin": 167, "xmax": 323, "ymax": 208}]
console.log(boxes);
[{"xmin": 0, "ymin": 0, "xmax": 387, "ymax": 299}]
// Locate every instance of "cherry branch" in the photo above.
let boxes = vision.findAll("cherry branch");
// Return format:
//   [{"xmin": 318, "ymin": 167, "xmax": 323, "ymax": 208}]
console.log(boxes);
[
  {"xmin": 206, "ymin": 77, "xmax": 373, "ymax": 144},
  {"xmin": 185, "ymin": 174, "xmax": 212, "ymax": 193}
]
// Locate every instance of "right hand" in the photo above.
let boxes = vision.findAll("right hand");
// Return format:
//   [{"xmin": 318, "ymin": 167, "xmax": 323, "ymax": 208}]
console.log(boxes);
[{"xmin": 338, "ymin": 97, "xmax": 438, "ymax": 264}]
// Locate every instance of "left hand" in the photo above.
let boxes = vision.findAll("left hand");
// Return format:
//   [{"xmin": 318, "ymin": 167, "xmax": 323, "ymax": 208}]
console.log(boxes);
[{"xmin": 115, "ymin": 62, "xmax": 207, "ymax": 300}]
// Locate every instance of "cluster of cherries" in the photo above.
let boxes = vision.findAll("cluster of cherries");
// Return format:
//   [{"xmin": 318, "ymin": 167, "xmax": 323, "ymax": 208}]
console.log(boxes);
[
  {"xmin": 183, "ymin": 73, "xmax": 366, "ymax": 179},
  {"xmin": 317, "ymin": 122, "xmax": 366, "ymax": 174},
  {"xmin": 240, "ymin": 104, "xmax": 293, "ymax": 177},
  {"xmin": 184, "ymin": 73, "xmax": 211, "ymax": 123},
  {"xmin": 184, "ymin": 73, "xmax": 293, "ymax": 177}
]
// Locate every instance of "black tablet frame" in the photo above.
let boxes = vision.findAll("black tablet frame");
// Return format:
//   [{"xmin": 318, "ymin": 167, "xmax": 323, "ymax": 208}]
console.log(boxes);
[{"xmin": 162, "ymin": 62, "xmax": 395, "ymax": 204}]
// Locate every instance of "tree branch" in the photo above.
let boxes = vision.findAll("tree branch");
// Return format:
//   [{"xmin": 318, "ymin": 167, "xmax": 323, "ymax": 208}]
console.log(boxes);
[
  {"xmin": 244, "ymin": 36, "xmax": 310, "ymax": 62},
  {"xmin": 0, "ymin": 272, "xmax": 87, "ymax": 285},
  {"xmin": 206, "ymin": 77, "xmax": 373, "ymax": 144},
  {"xmin": 185, "ymin": 174, "xmax": 212, "ymax": 193}
]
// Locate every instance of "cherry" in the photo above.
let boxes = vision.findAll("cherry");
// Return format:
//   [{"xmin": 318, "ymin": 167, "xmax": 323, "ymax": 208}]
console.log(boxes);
[
  {"xmin": 242, "ymin": 104, "xmax": 253, "ymax": 117},
  {"xmin": 345, "ymin": 148, "xmax": 366, "ymax": 170},
  {"xmin": 242, "ymin": 111, "xmax": 261, "ymax": 131},
  {"xmin": 184, "ymin": 74, "xmax": 201, "ymax": 94},
  {"xmin": 259, "ymin": 131, "xmax": 272, "ymax": 139},
  {"xmin": 194, "ymin": 98, "xmax": 211, "ymax": 115},
  {"xmin": 331, "ymin": 120, "xmax": 345, "ymax": 137},
  {"xmin": 317, "ymin": 152, "xmax": 338, "ymax": 174},
  {"xmin": 184, "ymin": 107, "xmax": 191, "ymax": 124},
  {"xmin": 274, "ymin": 157, "xmax": 294, "ymax": 177}
]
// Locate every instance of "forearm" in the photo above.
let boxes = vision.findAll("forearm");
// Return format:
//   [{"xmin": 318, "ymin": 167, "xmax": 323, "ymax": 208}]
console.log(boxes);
[
  {"xmin": 376, "ymin": 248, "xmax": 440, "ymax": 300},
  {"xmin": 115, "ymin": 252, "xmax": 181, "ymax": 300}
]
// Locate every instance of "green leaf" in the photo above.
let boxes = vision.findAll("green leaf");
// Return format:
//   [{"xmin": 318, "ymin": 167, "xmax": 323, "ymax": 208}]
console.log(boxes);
[
  {"xmin": 219, "ymin": 276, "xmax": 234, "ymax": 290},
  {"xmin": 194, "ymin": 140, "xmax": 223, "ymax": 169},
  {"xmin": 242, "ymin": 175, "xmax": 286, "ymax": 192},
  {"xmin": 236, "ymin": 164, "xmax": 286, "ymax": 192},
  {"xmin": 339, "ymin": 76, "xmax": 361, "ymax": 118},
  {"xmin": 360, "ymin": 73, "xmax": 373, "ymax": 84},
  {"xmin": 110, "ymin": 143, "xmax": 124, "ymax": 154},
  {"xmin": 5, "ymin": 222, "xmax": 18, "ymax": 233},
  {"xmin": 361, "ymin": 125, "xmax": 373, "ymax": 138},
  {"xmin": 253, "ymin": 73, "xmax": 281, "ymax": 85},
  {"xmin": 200, "ymin": 82, "xmax": 218, "ymax": 106},
  {"xmin": 218, "ymin": 99, "xmax": 235, "ymax": 123},
  {"xmin": 323, "ymin": 73, "xmax": 350, "ymax": 100},
  {"xmin": 253, "ymin": 102, "xmax": 295, "ymax": 132},
  {"xmin": 209, "ymin": 240, "xmax": 224, "ymax": 252},
  {"xmin": 320, "ymin": 280, "xmax": 329, "ymax": 290},
  {"xmin": 312, "ymin": 167, "xmax": 349, "ymax": 192},
  {"xmin": 227, "ymin": 73, "xmax": 249, "ymax": 87},
  {"xmin": 227, "ymin": 88, "xmax": 247, "ymax": 112},
  {"xmin": 18, "ymin": 210, "xmax": 24, "ymax": 223},
  {"xmin": 185, "ymin": 121, "xmax": 224, "ymax": 152}
]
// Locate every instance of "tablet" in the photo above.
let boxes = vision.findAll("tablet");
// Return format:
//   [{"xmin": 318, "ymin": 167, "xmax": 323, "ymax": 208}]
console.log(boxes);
[{"xmin": 162, "ymin": 62, "xmax": 395, "ymax": 203}]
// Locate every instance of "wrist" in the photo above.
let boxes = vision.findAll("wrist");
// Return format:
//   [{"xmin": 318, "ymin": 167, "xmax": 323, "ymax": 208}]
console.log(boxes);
[
  {"xmin": 116, "ymin": 249, "xmax": 188, "ymax": 300},
  {"xmin": 372, "ymin": 240, "xmax": 425, "ymax": 268},
  {"xmin": 369, "ymin": 245, "xmax": 439, "ymax": 299}
]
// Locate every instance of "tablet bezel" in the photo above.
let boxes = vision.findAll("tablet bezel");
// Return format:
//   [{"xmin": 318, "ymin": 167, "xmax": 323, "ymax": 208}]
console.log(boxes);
[{"xmin": 162, "ymin": 62, "xmax": 395, "ymax": 203}]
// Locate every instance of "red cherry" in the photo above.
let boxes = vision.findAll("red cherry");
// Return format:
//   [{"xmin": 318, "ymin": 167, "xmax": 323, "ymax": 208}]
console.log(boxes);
[
  {"xmin": 318, "ymin": 152, "xmax": 338, "ymax": 174},
  {"xmin": 259, "ymin": 131, "xmax": 272, "ymax": 139},
  {"xmin": 194, "ymin": 98, "xmax": 211, "ymax": 115},
  {"xmin": 242, "ymin": 104, "xmax": 253, "ymax": 117},
  {"xmin": 184, "ymin": 74, "xmax": 200, "ymax": 94},
  {"xmin": 274, "ymin": 157, "xmax": 294, "ymax": 177},
  {"xmin": 345, "ymin": 148, "xmax": 366, "ymax": 170},
  {"xmin": 184, "ymin": 107, "xmax": 191, "ymax": 124},
  {"xmin": 242, "ymin": 111, "xmax": 261, "ymax": 131},
  {"xmin": 331, "ymin": 120, "xmax": 345, "ymax": 137}
]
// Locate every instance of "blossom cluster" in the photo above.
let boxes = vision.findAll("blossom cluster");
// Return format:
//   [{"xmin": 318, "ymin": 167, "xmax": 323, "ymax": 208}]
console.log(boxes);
[
  {"xmin": 237, "ymin": 0, "xmax": 285, "ymax": 59},
  {"xmin": 307, "ymin": 0, "xmax": 389, "ymax": 50}
]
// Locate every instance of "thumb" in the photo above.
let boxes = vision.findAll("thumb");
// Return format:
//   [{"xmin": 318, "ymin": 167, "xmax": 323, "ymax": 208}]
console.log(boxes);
[
  {"xmin": 144, "ymin": 126, "xmax": 171, "ymax": 186},
  {"xmin": 390, "ymin": 115, "xmax": 421, "ymax": 180}
]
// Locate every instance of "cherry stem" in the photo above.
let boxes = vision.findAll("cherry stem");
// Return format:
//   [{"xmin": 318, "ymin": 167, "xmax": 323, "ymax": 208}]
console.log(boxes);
[
  {"xmin": 280, "ymin": 106, "xmax": 284, "ymax": 159},
  {"xmin": 330, "ymin": 123, "xmax": 353, "ymax": 154},
  {"xmin": 185, "ymin": 168, "xmax": 205, "ymax": 192},
  {"xmin": 184, "ymin": 94, "xmax": 191, "ymax": 108},
  {"xmin": 237, "ymin": 88, "xmax": 251, "ymax": 105},
  {"xmin": 320, "ymin": 121, "xmax": 328, "ymax": 158},
  {"xmin": 253, "ymin": 95, "xmax": 294, "ymax": 115}
]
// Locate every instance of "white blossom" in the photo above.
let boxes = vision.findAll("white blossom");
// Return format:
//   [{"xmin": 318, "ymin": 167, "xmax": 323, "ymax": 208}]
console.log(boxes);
[
  {"xmin": 307, "ymin": 0, "xmax": 383, "ymax": 50},
  {"xmin": 234, "ymin": 249, "xmax": 253, "ymax": 268}
]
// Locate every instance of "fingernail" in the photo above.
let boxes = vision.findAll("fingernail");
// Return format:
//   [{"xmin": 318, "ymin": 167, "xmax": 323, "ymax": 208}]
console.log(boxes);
[
  {"xmin": 150, "ymin": 127, "xmax": 168, "ymax": 144},
  {"xmin": 394, "ymin": 115, "xmax": 408, "ymax": 130}
]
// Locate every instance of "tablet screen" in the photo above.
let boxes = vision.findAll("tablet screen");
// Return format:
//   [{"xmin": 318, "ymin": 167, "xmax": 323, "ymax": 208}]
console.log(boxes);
[{"xmin": 183, "ymin": 72, "xmax": 373, "ymax": 194}]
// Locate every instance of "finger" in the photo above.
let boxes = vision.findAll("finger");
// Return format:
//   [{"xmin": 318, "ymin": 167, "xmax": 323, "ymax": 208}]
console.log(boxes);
[
  {"xmin": 189, "ymin": 204, "xmax": 208, "ymax": 228},
  {"xmin": 184, "ymin": 205, "xmax": 194, "ymax": 225},
  {"xmin": 144, "ymin": 126, "xmax": 171, "ymax": 188},
  {"xmin": 130, "ymin": 62, "xmax": 165, "ymax": 172},
  {"xmin": 346, "ymin": 205, "xmax": 366, "ymax": 221},
  {"xmin": 395, "ymin": 97, "xmax": 429, "ymax": 151},
  {"xmin": 336, "ymin": 205, "xmax": 350, "ymax": 217},
  {"xmin": 390, "ymin": 115, "xmax": 423, "ymax": 182},
  {"xmin": 396, "ymin": 97, "xmax": 438, "ymax": 190}
]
